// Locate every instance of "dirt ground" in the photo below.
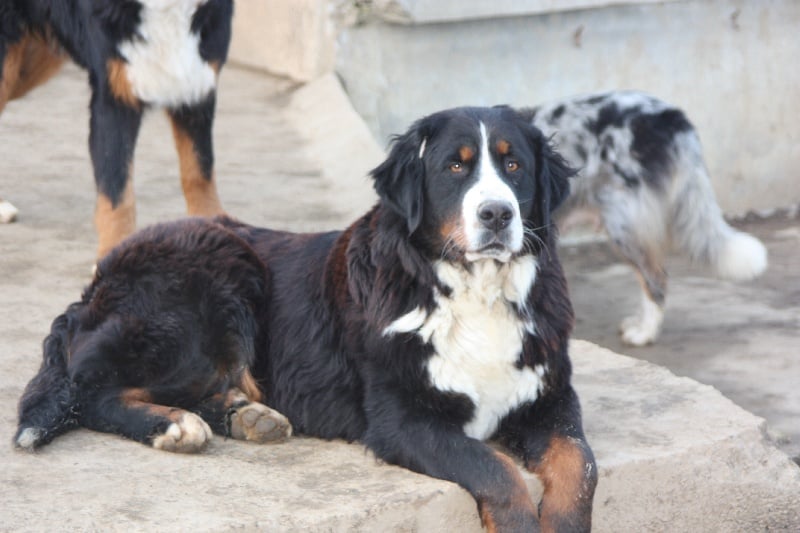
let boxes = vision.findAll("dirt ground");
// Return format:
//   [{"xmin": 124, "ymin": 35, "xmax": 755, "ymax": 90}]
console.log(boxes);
[{"xmin": 1, "ymin": 61, "xmax": 798, "ymax": 477}]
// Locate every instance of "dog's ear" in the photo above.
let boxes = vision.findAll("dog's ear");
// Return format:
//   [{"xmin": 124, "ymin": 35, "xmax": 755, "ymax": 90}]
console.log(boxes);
[
  {"xmin": 371, "ymin": 122, "xmax": 428, "ymax": 234},
  {"xmin": 525, "ymin": 124, "xmax": 576, "ymax": 237},
  {"xmin": 538, "ymin": 138, "xmax": 573, "ymax": 217}
]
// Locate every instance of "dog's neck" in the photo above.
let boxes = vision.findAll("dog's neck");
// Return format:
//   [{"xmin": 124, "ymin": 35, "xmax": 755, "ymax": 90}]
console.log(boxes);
[{"xmin": 434, "ymin": 256, "xmax": 538, "ymax": 311}]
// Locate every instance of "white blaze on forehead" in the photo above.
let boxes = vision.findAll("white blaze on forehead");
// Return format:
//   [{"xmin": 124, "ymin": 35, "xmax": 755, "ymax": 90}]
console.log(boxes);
[
  {"xmin": 118, "ymin": 0, "xmax": 217, "ymax": 107},
  {"xmin": 461, "ymin": 122, "xmax": 523, "ymax": 258}
]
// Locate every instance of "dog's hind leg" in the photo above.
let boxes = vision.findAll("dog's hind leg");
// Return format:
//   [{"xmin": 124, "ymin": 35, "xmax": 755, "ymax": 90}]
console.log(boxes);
[
  {"xmin": 78, "ymin": 387, "xmax": 213, "ymax": 453},
  {"xmin": 167, "ymin": 96, "xmax": 224, "ymax": 218},
  {"xmin": 1, "ymin": 33, "xmax": 63, "ymax": 224},
  {"xmin": 193, "ymin": 383, "xmax": 292, "ymax": 444},
  {"xmin": 89, "ymin": 73, "xmax": 143, "ymax": 258},
  {"xmin": 600, "ymin": 196, "xmax": 668, "ymax": 346},
  {"xmin": 1, "ymin": 33, "xmax": 65, "ymax": 111}
]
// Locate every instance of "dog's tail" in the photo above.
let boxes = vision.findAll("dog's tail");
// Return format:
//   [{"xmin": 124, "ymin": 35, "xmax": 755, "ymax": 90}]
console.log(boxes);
[
  {"xmin": 668, "ymin": 132, "xmax": 767, "ymax": 281},
  {"xmin": 14, "ymin": 309, "xmax": 80, "ymax": 451}
]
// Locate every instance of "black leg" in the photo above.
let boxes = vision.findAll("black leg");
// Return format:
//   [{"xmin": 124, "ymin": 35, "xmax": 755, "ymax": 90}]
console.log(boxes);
[
  {"xmin": 88, "ymin": 85, "xmax": 143, "ymax": 257},
  {"xmin": 498, "ymin": 386, "xmax": 597, "ymax": 532}
]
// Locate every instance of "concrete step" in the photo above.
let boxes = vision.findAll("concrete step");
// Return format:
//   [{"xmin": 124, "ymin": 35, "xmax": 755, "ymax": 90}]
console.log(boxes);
[{"xmin": 3, "ymin": 341, "xmax": 798, "ymax": 531}]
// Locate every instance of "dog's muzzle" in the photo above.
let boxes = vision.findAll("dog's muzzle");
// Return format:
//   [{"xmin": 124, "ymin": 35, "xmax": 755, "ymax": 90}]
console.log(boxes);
[{"xmin": 465, "ymin": 200, "xmax": 521, "ymax": 262}]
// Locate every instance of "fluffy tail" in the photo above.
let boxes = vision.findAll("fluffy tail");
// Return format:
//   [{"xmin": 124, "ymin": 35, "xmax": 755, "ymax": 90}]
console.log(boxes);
[
  {"xmin": 668, "ymin": 132, "xmax": 767, "ymax": 281},
  {"xmin": 14, "ymin": 310, "xmax": 80, "ymax": 451}
]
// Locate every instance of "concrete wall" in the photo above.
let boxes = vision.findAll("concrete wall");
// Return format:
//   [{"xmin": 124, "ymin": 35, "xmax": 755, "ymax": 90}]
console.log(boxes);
[
  {"xmin": 228, "ymin": 0, "xmax": 800, "ymax": 216},
  {"xmin": 335, "ymin": 0, "xmax": 800, "ymax": 216}
]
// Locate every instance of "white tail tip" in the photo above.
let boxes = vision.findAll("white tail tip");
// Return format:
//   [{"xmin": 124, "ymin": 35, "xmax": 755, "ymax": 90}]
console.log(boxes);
[
  {"xmin": 716, "ymin": 231, "xmax": 768, "ymax": 281},
  {"xmin": 15, "ymin": 427, "xmax": 43, "ymax": 451}
]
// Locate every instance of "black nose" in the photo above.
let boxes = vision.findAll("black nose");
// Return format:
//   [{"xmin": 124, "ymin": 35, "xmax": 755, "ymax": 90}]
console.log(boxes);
[{"xmin": 478, "ymin": 201, "xmax": 514, "ymax": 231}]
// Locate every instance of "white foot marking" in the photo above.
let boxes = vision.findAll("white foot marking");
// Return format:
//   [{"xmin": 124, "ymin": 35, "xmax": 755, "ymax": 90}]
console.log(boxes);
[{"xmin": 152, "ymin": 412, "xmax": 212, "ymax": 453}]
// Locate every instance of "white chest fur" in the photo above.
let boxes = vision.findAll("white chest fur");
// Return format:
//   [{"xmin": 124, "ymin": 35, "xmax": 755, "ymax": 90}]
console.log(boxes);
[
  {"xmin": 118, "ymin": 0, "xmax": 217, "ymax": 107},
  {"xmin": 383, "ymin": 257, "xmax": 544, "ymax": 440}
]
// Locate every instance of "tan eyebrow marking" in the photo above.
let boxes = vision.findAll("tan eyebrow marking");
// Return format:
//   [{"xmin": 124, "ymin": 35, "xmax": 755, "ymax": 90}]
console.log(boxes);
[
  {"xmin": 496, "ymin": 139, "xmax": 511, "ymax": 155},
  {"xmin": 459, "ymin": 145, "xmax": 474, "ymax": 162}
]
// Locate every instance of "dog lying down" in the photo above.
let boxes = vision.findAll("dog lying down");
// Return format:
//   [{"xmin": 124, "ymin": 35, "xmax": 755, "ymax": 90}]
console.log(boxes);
[
  {"xmin": 523, "ymin": 91, "xmax": 767, "ymax": 346},
  {"xmin": 15, "ymin": 106, "xmax": 597, "ymax": 531}
]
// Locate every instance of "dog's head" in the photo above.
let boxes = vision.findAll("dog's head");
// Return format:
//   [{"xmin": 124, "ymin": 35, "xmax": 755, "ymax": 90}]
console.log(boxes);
[{"xmin": 372, "ymin": 106, "xmax": 574, "ymax": 263}]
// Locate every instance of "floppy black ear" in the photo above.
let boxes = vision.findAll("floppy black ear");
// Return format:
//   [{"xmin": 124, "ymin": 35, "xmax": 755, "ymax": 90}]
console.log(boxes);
[
  {"xmin": 538, "ymin": 138, "xmax": 574, "ymax": 217},
  {"xmin": 370, "ymin": 123, "xmax": 427, "ymax": 234},
  {"xmin": 526, "ymin": 125, "xmax": 576, "ymax": 238}
]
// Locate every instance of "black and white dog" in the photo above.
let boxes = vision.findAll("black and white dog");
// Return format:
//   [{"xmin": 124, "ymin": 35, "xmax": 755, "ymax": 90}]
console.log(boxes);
[
  {"xmin": 15, "ymin": 106, "xmax": 597, "ymax": 532},
  {"xmin": 0, "ymin": 0, "xmax": 233, "ymax": 257},
  {"xmin": 523, "ymin": 92, "xmax": 768, "ymax": 345}
]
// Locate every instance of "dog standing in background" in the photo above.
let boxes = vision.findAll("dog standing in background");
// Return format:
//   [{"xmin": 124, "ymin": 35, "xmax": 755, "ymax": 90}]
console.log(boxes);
[
  {"xmin": 0, "ymin": 0, "xmax": 233, "ymax": 257},
  {"xmin": 523, "ymin": 92, "xmax": 768, "ymax": 346}
]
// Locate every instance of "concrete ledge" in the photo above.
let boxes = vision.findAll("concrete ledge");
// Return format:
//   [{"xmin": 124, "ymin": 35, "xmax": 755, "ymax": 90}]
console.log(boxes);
[
  {"xmin": 3, "ymin": 340, "xmax": 798, "ymax": 531},
  {"xmin": 363, "ymin": 0, "xmax": 679, "ymax": 24},
  {"xmin": 228, "ymin": 0, "xmax": 335, "ymax": 82},
  {"xmin": 572, "ymin": 341, "xmax": 800, "ymax": 531},
  {"xmin": 283, "ymin": 73, "xmax": 382, "ymax": 220}
]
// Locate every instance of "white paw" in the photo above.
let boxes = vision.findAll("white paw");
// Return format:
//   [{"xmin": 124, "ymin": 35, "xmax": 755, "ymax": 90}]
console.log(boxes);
[
  {"xmin": 152, "ymin": 412, "xmax": 212, "ymax": 453},
  {"xmin": 620, "ymin": 316, "xmax": 658, "ymax": 346},
  {"xmin": 619, "ymin": 296, "xmax": 664, "ymax": 346},
  {"xmin": 0, "ymin": 199, "xmax": 19, "ymax": 223}
]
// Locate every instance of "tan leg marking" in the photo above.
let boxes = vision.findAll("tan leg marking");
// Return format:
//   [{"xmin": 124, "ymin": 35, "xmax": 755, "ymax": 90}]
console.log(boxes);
[
  {"xmin": 238, "ymin": 368, "xmax": 263, "ymax": 403},
  {"xmin": 169, "ymin": 115, "xmax": 224, "ymax": 217},
  {"xmin": 94, "ymin": 173, "xmax": 136, "ymax": 258},
  {"xmin": 0, "ymin": 42, "xmax": 23, "ymax": 113},
  {"xmin": 530, "ymin": 436, "xmax": 595, "ymax": 532},
  {"xmin": 106, "ymin": 58, "xmax": 140, "ymax": 109},
  {"xmin": 1, "ymin": 33, "xmax": 65, "ymax": 105}
]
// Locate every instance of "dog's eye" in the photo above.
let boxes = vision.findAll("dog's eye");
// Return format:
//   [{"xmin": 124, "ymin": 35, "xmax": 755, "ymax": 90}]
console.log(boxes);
[
  {"xmin": 449, "ymin": 162, "xmax": 464, "ymax": 173},
  {"xmin": 506, "ymin": 160, "xmax": 520, "ymax": 172}
]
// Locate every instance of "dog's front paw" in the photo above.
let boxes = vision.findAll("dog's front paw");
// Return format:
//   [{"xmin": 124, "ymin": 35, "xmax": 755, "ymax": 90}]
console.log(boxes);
[
  {"xmin": 230, "ymin": 403, "xmax": 292, "ymax": 443},
  {"xmin": 152, "ymin": 412, "xmax": 212, "ymax": 453}
]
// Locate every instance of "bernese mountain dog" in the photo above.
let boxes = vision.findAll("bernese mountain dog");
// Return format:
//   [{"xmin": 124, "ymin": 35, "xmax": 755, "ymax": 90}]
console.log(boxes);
[
  {"xmin": 523, "ymin": 91, "xmax": 767, "ymax": 345},
  {"xmin": 0, "ymin": 0, "xmax": 233, "ymax": 256},
  {"xmin": 15, "ymin": 106, "xmax": 597, "ymax": 531}
]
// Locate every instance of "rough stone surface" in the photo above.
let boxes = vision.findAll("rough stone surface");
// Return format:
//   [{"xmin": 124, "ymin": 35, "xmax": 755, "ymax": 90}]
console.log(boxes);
[{"xmin": 1, "ymin": 65, "xmax": 799, "ymax": 531}]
